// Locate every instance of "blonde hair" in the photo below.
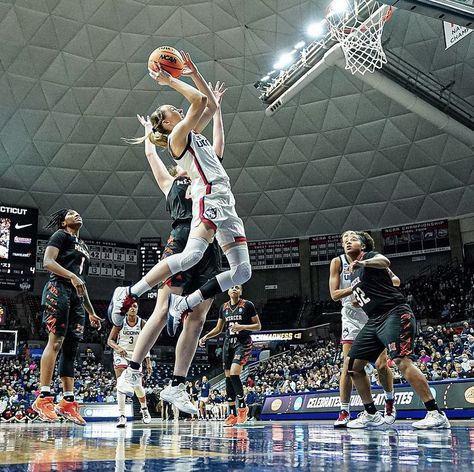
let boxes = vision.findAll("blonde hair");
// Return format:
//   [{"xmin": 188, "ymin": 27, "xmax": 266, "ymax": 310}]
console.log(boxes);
[{"xmin": 122, "ymin": 107, "xmax": 169, "ymax": 148}]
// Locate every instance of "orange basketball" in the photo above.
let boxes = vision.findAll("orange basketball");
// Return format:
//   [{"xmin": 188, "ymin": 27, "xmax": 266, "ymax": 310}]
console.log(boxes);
[{"xmin": 148, "ymin": 46, "xmax": 184, "ymax": 78}]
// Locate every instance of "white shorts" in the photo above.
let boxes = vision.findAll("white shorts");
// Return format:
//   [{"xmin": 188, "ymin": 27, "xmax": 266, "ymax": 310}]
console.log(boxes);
[
  {"xmin": 200, "ymin": 396, "xmax": 209, "ymax": 403},
  {"xmin": 192, "ymin": 185, "xmax": 246, "ymax": 247},
  {"xmin": 341, "ymin": 305, "xmax": 368, "ymax": 344}
]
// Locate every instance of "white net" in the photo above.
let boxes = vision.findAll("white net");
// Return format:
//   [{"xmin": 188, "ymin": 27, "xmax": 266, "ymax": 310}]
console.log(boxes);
[{"xmin": 326, "ymin": 0, "xmax": 392, "ymax": 75}]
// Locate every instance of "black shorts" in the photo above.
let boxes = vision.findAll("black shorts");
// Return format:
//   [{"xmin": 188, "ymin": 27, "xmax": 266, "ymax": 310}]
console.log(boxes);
[
  {"xmin": 223, "ymin": 338, "xmax": 252, "ymax": 371},
  {"xmin": 41, "ymin": 280, "xmax": 85, "ymax": 340},
  {"xmin": 348, "ymin": 304, "xmax": 416, "ymax": 363},
  {"xmin": 159, "ymin": 223, "xmax": 222, "ymax": 294}
]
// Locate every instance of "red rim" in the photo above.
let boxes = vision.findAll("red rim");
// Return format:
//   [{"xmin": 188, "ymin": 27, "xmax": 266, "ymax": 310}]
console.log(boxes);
[{"xmin": 327, "ymin": 5, "xmax": 393, "ymax": 35}]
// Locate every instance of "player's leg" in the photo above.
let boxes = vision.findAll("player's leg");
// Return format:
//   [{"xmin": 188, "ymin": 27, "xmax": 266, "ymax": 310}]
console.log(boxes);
[
  {"xmin": 167, "ymin": 213, "xmax": 251, "ymax": 333},
  {"xmin": 379, "ymin": 308, "xmax": 450, "ymax": 429},
  {"xmin": 133, "ymin": 380, "xmax": 151, "ymax": 425},
  {"xmin": 55, "ymin": 293, "xmax": 86, "ymax": 426},
  {"xmin": 109, "ymin": 223, "xmax": 214, "ymax": 326},
  {"xmin": 159, "ymin": 299, "xmax": 213, "ymax": 415},
  {"xmin": 114, "ymin": 367, "xmax": 128, "ymax": 428},
  {"xmin": 346, "ymin": 323, "xmax": 386, "ymax": 429},
  {"xmin": 374, "ymin": 350, "xmax": 396, "ymax": 423},
  {"xmin": 118, "ymin": 285, "xmax": 178, "ymax": 396},
  {"xmin": 334, "ymin": 342, "xmax": 353, "ymax": 428},
  {"xmin": 229, "ymin": 341, "xmax": 252, "ymax": 425}
]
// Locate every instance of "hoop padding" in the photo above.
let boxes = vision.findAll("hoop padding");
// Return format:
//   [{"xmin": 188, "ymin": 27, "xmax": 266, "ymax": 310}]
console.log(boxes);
[{"xmin": 326, "ymin": 1, "xmax": 393, "ymax": 75}]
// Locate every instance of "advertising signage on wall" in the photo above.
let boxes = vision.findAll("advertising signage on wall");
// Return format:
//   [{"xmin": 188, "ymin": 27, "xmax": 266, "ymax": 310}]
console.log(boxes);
[
  {"xmin": 382, "ymin": 220, "xmax": 450, "ymax": 258},
  {"xmin": 0, "ymin": 205, "xmax": 38, "ymax": 291},
  {"xmin": 36, "ymin": 238, "xmax": 138, "ymax": 279},
  {"xmin": 261, "ymin": 379, "xmax": 474, "ymax": 420},
  {"xmin": 309, "ymin": 234, "xmax": 343, "ymax": 266}
]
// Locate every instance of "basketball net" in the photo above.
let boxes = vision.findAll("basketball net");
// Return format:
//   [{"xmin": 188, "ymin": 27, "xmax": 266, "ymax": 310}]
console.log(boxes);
[{"xmin": 326, "ymin": 0, "xmax": 393, "ymax": 75}]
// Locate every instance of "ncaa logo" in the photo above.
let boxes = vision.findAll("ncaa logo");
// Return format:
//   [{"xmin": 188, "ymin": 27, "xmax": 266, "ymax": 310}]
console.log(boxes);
[{"xmin": 204, "ymin": 207, "xmax": 217, "ymax": 220}]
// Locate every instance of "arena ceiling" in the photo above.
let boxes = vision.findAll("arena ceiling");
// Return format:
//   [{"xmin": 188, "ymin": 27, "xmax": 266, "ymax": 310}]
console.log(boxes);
[{"xmin": 0, "ymin": 0, "xmax": 473, "ymax": 242}]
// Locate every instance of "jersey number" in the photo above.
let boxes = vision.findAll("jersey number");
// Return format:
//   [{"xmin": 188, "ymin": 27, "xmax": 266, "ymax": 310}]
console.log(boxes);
[
  {"xmin": 129, "ymin": 336, "xmax": 134, "ymax": 344},
  {"xmin": 79, "ymin": 257, "xmax": 85, "ymax": 275},
  {"xmin": 353, "ymin": 287, "xmax": 371, "ymax": 307}
]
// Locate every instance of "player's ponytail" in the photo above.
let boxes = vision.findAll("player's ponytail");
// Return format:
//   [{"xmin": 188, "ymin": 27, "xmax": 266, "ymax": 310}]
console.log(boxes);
[{"xmin": 121, "ymin": 106, "xmax": 169, "ymax": 148}]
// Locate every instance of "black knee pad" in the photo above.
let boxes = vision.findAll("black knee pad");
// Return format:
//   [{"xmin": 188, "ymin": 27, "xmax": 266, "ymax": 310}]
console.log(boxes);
[
  {"xmin": 59, "ymin": 338, "xmax": 79, "ymax": 378},
  {"xmin": 226, "ymin": 376, "xmax": 236, "ymax": 402}
]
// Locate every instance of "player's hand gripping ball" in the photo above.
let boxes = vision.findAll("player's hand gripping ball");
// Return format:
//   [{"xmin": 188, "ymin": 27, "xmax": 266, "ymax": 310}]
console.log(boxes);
[{"xmin": 148, "ymin": 46, "xmax": 184, "ymax": 78}]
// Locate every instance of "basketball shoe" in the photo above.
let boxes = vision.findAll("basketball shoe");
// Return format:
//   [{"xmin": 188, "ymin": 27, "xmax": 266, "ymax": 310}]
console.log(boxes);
[
  {"xmin": 117, "ymin": 368, "xmax": 141, "ymax": 397},
  {"xmin": 384, "ymin": 400, "xmax": 397, "ymax": 425},
  {"xmin": 55, "ymin": 399, "xmax": 86, "ymax": 426},
  {"xmin": 141, "ymin": 407, "xmax": 152, "ymax": 424},
  {"xmin": 334, "ymin": 410, "xmax": 350, "ymax": 428},
  {"xmin": 237, "ymin": 406, "xmax": 249, "ymax": 424},
  {"xmin": 160, "ymin": 383, "xmax": 198, "ymax": 415},
  {"xmin": 347, "ymin": 411, "xmax": 385, "ymax": 429},
  {"xmin": 32, "ymin": 396, "xmax": 58, "ymax": 422},
  {"xmin": 412, "ymin": 411, "xmax": 450, "ymax": 429},
  {"xmin": 108, "ymin": 286, "xmax": 138, "ymax": 327},
  {"xmin": 224, "ymin": 414, "xmax": 237, "ymax": 427},
  {"xmin": 167, "ymin": 293, "xmax": 191, "ymax": 336},
  {"xmin": 116, "ymin": 415, "xmax": 127, "ymax": 428}
]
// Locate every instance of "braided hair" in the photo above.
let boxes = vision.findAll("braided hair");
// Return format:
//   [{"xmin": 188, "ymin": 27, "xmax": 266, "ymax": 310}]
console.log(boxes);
[{"xmin": 44, "ymin": 209, "xmax": 70, "ymax": 230}]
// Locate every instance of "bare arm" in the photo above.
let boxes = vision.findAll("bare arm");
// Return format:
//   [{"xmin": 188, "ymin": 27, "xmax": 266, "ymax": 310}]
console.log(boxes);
[
  {"xmin": 350, "ymin": 254, "xmax": 390, "ymax": 272},
  {"xmin": 107, "ymin": 326, "xmax": 128, "ymax": 357},
  {"xmin": 44, "ymin": 245, "xmax": 85, "ymax": 297},
  {"xmin": 149, "ymin": 66, "xmax": 207, "ymax": 158},
  {"xmin": 329, "ymin": 257, "xmax": 352, "ymax": 301},
  {"xmin": 82, "ymin": 288, "xmax": 103, "ymax": 330},
  {"xmin": 181, "ymin": 51, "xmax": 219, "ymax": 133},
  {"xmin": 230, "ymin": 315, "xmax": 261, "ymax": 333},
  {"xmin": 388, "ymin": 269, "xmax": 401, "ymax": 287},
  {"xmin": 137, "ymin": 115, "xmax": 174, "ymax": 195},
  {"xmin": 210, "ymin": 82, "xmax": 227, "ymax": 158},
  {"xmin": 199, "ymin": 319, "xmax": 225, "ymax": 347}
]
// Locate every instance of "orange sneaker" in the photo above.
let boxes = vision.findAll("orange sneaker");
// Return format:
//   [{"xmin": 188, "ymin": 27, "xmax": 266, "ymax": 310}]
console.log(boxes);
[
  {"xmin": 32, "ymin": 396, "xmax": 59, "ymax": 422},
  {"xmin": 236, "ymin": 406, "xmax": 249, "ymax": 424},
  {"xmin": 224, "ymin": 414, "xmax": 237, "ymax": 427},
  {"xmin": 55, "ymin": 399, "xmax": 86, "ymax": 426}
]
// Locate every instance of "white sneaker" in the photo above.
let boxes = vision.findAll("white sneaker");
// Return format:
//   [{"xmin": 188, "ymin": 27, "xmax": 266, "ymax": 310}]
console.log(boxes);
[
  {"xmin": 347, "ymin": 411, "xmax": 385, "ymax": 429},
  {"xmin": 117, "ymin": 368, "xmax": 141, "ymax": 397},
  {"xmin": 412, "ymin": 411, "xmax": 451, "ymax": 430},
  {"xmin": 141, "ymin": 408, "xmax": 151, "ymax": 424},
  {"xmin": 167, "ymin": 294, "xmax": 190, "ymax": 336},
  {"xmin": 160, "ymin": 383, "xmax": 198, "ymax": 415},
  {"xmin": 108, "ymin": 286, "xmax": 137, "ymax": 327},
  {"xmin": 334, "ymin": 410, "xmax": 350, "ymax": 428},
  {"xmin": 384, "ymin": 400, "xmax": 397, "ymax": 425},
  {"xmin": 116, "ymin": 415, "xmax": 127, "ymax": 428}
]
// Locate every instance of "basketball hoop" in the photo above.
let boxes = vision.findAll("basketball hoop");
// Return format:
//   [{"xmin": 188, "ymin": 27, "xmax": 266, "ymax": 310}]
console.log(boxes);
[{"xmin": 325, "ymin": 0, "xmax": 393, "ymax": 75}]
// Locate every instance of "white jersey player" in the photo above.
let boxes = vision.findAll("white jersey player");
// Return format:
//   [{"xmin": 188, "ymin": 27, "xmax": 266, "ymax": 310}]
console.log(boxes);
[
  {"xmin": 107, "ymin": 301, "xmax": 152, "ymax": 427},
  {"xmin": 109, "ymin": 52, "xmax": 251, "ymax": 344},
  {"xmin": 329, "ymin": 230, "xmax": 400, "ymax": 428}
]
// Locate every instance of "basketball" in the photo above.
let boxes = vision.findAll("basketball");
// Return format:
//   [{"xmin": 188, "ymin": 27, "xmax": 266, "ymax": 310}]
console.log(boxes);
[{"xmin": 148, "ymin": 46, "xmax": 184, "ymax": 78}]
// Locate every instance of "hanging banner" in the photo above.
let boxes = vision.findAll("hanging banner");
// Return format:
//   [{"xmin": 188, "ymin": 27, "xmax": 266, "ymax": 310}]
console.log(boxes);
[
  {"xmin": 382, "ymin": 220, "xmax": 450, "ymax": 258},
  {"xmin": 309, "ymin": 234, "xmax": 343, "ymax": 266}
]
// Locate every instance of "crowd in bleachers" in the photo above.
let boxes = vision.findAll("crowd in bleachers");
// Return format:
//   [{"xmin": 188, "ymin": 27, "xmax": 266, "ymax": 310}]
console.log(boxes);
[{"xmin": 248, "ymin": 321, "xmax": 474, "ymax": 396}]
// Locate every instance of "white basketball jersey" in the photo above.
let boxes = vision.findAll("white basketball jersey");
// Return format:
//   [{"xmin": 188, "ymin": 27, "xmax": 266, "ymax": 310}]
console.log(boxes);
[
  {"xmin": 117, "ymin": 317, "xmax": 142, "ymax": 353},
  {"xmin": 172, "ymin": 132, "xmax": 230, "ymax": 199},
  {"xmin": 339, "ymin": 254, "xmax": 354, "ymax": 307}
]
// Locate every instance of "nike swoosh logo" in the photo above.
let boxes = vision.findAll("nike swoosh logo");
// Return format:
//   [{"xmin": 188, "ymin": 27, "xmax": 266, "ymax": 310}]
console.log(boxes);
[{"xmin": 15, "ymin": 223, "xmax": 32, "ymax": 230}]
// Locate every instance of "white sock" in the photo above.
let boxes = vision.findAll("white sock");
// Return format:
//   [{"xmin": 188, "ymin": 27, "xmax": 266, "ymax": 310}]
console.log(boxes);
[
  {"xmin": 118, "ymin": 391, "xmax": 126, "ymax": 416},
  {"xmin": 341, "ymin": 402, "xmax": 350, "ymax": 412},
  {"xmin": 185, "ymin": 290, "xmax": 204, "ymax": 309},
  {"xmin": 131, "ymin": 279, "xmax": 152, "ymax": 297},
  {"xmin": 384, "ymin": 390, "xmax": 394, "ymax": 401},
  {"xmin": 63, "ymin": 391, "xmax": 74, "ymax": 398},
  {"xmin": 40, "ymin": 386, "xmax": 51, "ymax": 394}
]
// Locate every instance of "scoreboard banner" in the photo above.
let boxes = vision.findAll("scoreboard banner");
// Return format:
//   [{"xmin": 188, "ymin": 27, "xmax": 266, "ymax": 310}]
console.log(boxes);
[
  {"xmin": 382, "ymin": 220, "xmax": 450, "ymax": 258},
  {"xmin": 37, "ymin": 238, "xmax": 138, "ymax": 279},
  {"xmin": 247, "ymin": 239, "xmax": 300, "ymax": 270},
  {"xmin": 0, "ymin": 205, "xmax": 38, "ymax": 291},
  {"xmin": 309, "ymin": 234, "xmax": 343, "ymax": 266},
  {"xmin": 261, "ymin": 379, "xmax": 474, "ymax": 420}
]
